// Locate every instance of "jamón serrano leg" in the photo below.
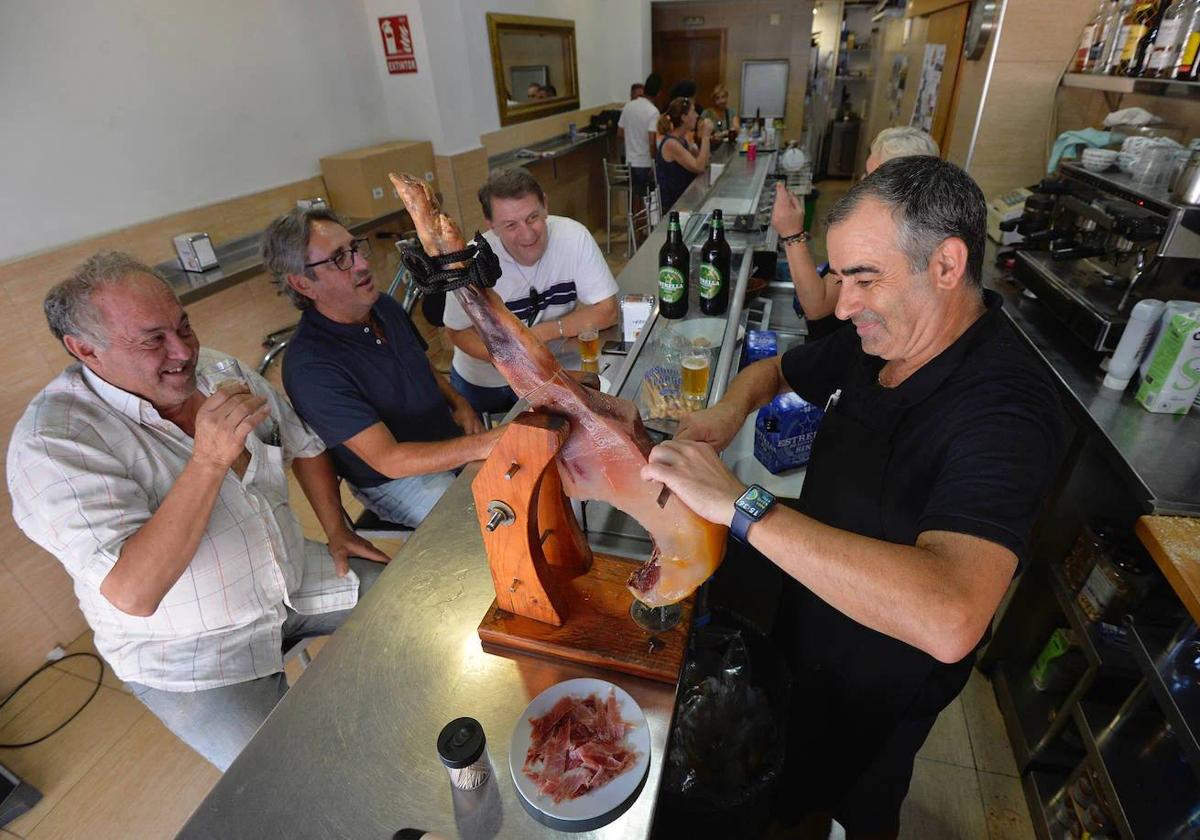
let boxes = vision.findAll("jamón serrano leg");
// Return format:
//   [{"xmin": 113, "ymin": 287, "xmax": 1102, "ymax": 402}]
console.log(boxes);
[{"xmin": 389, "ymin": 172, "xmax": 727, "ymax": 606}]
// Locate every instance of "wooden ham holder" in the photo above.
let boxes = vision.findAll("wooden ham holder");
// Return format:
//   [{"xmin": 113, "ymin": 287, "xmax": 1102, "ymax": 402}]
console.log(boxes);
[{"xmin": 473, "ymin": 412, "xmax": 691, "ymax": 684}]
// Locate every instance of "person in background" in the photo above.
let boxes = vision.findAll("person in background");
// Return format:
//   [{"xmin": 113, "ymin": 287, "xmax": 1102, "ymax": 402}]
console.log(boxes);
[
  {"xmin": 8, "ymin": 251, "xmax": 392, "ymax": 771},
  {"xmin": 668, "ymin": 78, "xmax": 698, "ymax": 108},
  {"xmin": 262, "ymin": 208, "xmax": 503, "ymax": 528},
  {"xmin": 442, "ymin": 168, "xmax": 620, "ymax": 415},
  {"xmin": 629, "ymin": 82, "xmax": 644, "ymax": 100},
  {"xmin": 544, "ymin": 83, "xmax": 558, "ymax": 98},
  {"xmin": 646, "ymin": 157, "xmax": 1066, "ymax": 838},
  {"xmin": 775, "ymin": 126, "xmax": 940, "ymax": 339},
  {"xmin": 700, "ymin": 84, "xmax": 740, "ymax": 141},
  {"xmin": 618, "ymin": 73, "xmax": 663, "ymax": 198},
  {"xmin": 655, "ymin": 97, "xmax": 712, "ymax": 212},
  {"xmin": 526, "ymin": 82, "xmax": 545, "ymax": 101}
]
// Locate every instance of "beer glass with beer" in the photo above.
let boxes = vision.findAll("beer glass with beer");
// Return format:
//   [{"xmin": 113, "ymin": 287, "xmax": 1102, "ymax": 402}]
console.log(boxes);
[
  {"xmin": 578, "ymin": 327, "xmax": 600, "ymax": 373},
  {"xmin": 681, "ymin": 344, "xmax": 712, "ymax": 410}
]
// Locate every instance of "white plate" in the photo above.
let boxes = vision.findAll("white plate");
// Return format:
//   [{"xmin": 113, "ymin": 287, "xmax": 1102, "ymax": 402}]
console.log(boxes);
[{"xmin": 509, "ymin": 678, "xmax": 651, "ymax": 822}]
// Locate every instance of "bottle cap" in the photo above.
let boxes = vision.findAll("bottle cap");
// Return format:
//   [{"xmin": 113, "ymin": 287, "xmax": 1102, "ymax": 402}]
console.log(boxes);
[
  {"xmin": 1102, "ymin": 371, "xmax": 1132, "ymax": 390},
  {"xmin": 437, "ymin": 717, "xmax": 486, "ymax": 769}
]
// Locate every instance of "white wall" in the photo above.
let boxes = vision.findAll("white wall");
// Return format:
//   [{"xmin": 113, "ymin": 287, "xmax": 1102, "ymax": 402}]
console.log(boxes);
[
  {"xmin": 0, "ymin": 0, "xmax": 391, "ymax": 262},
  {"xmin": 359, "ymin": 0, "xmax": 452, "ymax": 149},
  {"xmin": 0, "ymin": 0, "xmax": 651, "ymax": 260}
]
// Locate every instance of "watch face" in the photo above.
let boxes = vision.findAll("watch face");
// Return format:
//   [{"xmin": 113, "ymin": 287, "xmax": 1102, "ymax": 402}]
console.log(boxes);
[{"xmin": 735, "ymin": 485, "xmax": 776, "ymax": 521}]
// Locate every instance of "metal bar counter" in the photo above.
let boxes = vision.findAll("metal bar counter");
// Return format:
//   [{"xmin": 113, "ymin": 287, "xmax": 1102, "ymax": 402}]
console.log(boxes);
[
  {"xmin": 161, "ymin": 209, "xmax": 409, "ymax": 305},
  {"xmin": 486, "ymin": 128, "xmax": 611, "ymax": 171},
  {"xmin": 983, "ymin": 245, "xmax": 1200, "ymax": 516},
  {"xmin": 179, "ymin": 462, "xmax": 674, "ymax": 840}
]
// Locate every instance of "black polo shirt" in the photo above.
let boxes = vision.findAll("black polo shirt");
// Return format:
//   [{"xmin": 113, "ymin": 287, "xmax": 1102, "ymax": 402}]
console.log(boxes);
[
  {"xmin": 781, "ymin": 289, "xmax": 1066, "ymax": 566},
  {"xmin": 282, "ymin": 294, "xmax": 459, "ymax": 489}
]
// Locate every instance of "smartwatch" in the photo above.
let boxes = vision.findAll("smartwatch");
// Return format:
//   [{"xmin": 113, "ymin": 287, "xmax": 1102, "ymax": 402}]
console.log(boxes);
[{"xmin": 730, "ymin": 484, "xmax": 777, "ymax": 543}]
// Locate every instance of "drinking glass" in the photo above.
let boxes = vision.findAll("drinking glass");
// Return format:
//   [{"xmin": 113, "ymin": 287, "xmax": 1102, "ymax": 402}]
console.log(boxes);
[
  {"xmin": 578, "ymin": 328, "xmax": 600, "ymax": 362},
  {"xmin": 196, "ymin": 358, "xmax": 281, "ymax": 446},
  {"xmin": 680, "ymin": 346, "xmax": 712, "ymax": 410}
]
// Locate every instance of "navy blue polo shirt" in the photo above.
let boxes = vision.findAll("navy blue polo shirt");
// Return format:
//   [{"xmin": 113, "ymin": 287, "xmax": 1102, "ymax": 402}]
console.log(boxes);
[{"xmin": 282, "ymin": 294, "xmax": 459, "ymax": 489}]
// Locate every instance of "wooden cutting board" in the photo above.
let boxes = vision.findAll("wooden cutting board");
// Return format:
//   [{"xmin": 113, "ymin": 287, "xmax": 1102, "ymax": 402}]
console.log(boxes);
[{"xmin": 478, "ymin": 553, "xmax": 692, "ymax": 684}]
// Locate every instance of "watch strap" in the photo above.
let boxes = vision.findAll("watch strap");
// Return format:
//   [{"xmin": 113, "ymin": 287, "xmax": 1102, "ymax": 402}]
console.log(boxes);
[{"xmin": 731, "ymin": 505, "xmax": 754, "ymax": 543}]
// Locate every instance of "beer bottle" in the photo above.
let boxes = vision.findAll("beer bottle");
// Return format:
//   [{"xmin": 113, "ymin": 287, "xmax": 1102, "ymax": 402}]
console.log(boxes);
[
  {"xmin": 658, "ymin": 211, "xmax": 689, "ymax": 319},
  {"xmin": 699, "ymin": 209, "xmax": 731, "ymax": 316}
]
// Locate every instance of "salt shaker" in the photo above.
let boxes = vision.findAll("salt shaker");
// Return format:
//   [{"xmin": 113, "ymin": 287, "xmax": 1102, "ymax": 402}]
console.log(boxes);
[{"xmin": 437, "ymin": 717, "xmax": 490, "ymax": 791}]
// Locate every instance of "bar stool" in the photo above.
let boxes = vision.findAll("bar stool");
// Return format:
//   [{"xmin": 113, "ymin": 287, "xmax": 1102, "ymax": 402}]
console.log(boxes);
[
  {"xmin": 603, "ymin": 159, "xmax": 635, "ymax": 255},
  {"xmin": 629, "ymin": 179, "xmax": 662, "ymax": 254}
]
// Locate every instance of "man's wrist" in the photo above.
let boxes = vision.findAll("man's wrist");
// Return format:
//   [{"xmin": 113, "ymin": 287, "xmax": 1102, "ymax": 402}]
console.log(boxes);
[{"xmin": 780, "ymin": 231, "xmax": 810, "ymax": 246}]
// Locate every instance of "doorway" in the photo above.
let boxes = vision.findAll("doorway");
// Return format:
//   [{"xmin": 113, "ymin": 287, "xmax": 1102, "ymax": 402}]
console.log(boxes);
[{"xmin": 651, "ymin": 28, "xmax": 726, "ymax": 111}]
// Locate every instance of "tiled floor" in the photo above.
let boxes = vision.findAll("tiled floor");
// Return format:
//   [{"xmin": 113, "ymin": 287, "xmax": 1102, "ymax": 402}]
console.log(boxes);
[{"xmin": 0, "ymin": 200, "xmax": 1032, "ymax": 838}]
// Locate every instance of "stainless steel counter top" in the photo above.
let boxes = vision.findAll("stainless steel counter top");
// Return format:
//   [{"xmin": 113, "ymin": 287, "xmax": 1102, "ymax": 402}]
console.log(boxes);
[
  {"xmin": 487, "ymin": 128, "xmax": 611, "ymax": 171},
  {"xmin": 179, "ymin": 462, "xmax": 676, "ymax": 839},
  {"xmin": 984, "ymin": 245, "xmax": 1200, "ymax": 515},
  {"xmin": 160, "ymin": 209, "xmax": 409, "ymax": 305}
]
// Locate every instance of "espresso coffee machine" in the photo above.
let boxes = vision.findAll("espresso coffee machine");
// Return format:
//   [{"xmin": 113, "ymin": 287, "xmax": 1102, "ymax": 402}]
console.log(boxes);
[{"xmin": 1004, "ymin": 162, "xmax": 1200, "ymax": 352}]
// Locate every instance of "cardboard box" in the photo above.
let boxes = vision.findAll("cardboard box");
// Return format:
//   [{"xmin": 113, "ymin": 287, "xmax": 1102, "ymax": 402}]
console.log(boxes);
[
  {"xmin": 319, "ymin": 140, "xmax": 436, "ymax": 220},
  {"xmin": 1135, "ymin": 309, "xmax": 1200, "ymax": 415}
]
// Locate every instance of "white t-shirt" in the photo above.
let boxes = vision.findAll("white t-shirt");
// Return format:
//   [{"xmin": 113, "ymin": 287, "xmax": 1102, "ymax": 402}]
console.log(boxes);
[
  {"xmin": 618, "ymin": 97, "xmax": 660, "ymax": 169},
  {"xmin": 443, "ymin": 215, "xmax": 619, "ymax": 388}
]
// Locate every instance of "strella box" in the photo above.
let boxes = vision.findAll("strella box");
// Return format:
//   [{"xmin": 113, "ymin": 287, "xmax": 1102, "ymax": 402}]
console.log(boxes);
[{"xmin": 1134, "ymin": 308, "xmax": 1200, "ymax": 415}]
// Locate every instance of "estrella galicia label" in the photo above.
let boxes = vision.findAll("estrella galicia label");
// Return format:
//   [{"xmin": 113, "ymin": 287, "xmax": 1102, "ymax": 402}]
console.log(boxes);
[
  {"xmin": 699, "ymin": 263, "xmax": 722, "ymax": 299},
  {"xmin": 658, "ymin": 267, "xmax": 685, "ymax": 303}
]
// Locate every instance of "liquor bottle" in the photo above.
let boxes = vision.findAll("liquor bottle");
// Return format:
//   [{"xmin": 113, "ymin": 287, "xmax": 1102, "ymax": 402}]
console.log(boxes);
[
  {"xmin": 1137, "ymin": 0, "xmax": 1179, "ymax": 73},
  {"xmin": 1087, "ymin": 0, "xmax": 1123, "ymax": 70},
  {"xmin": 699, "ymin": 209, "xmax": 731, "ymax": 316},
  {"xmin": 658, "ymin": 212, "xmax": 689, "ymax": 319},
  {"xmin": 1171, "ymin": 0, "xmax": 1200, "ymax": 77},
  {"xmin": 1101, "ymin": 0, "xmax": 1137, "ymax": 72},
  {"xmin": 1116, "ymin": 0, "xmax": 1162, "ymax": 75},
  {"xmin": 1072, "ymin": 0, "xmax": 1108, "ymax": 71}
]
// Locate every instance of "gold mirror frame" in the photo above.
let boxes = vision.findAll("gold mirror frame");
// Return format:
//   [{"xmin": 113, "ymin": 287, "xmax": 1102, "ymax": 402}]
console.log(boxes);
[{"xmin": 487, "ymin": 13, "xmax": 580, "ymax": 127}]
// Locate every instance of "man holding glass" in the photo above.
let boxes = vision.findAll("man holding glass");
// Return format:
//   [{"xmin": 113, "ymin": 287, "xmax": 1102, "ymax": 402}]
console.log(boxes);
[
  {"xmin": 8, "ymin": 251, "xmax": 390, "ymax": 771},
  {"xmin": 262, "ymin": 208, "xmax": 503, "ymax": 529},
  {"xmin": 442, "ymin": 168, "xmax": 620, "ymax": 414}
]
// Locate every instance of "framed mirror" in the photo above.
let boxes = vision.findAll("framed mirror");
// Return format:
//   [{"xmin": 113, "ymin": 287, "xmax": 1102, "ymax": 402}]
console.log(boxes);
[{"xmin": 487, "ymin": 13, "xmax": 580, "ymax": 126}]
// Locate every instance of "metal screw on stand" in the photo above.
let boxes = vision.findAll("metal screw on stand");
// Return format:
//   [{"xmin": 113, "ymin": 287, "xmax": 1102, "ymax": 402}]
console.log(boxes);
[{"xmin": 484, "ymin": 501, "xmax": 515, "ymax": 532}]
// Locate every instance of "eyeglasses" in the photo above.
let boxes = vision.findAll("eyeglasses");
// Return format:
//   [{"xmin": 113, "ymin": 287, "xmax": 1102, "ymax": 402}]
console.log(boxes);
[{"xmin": 306, "ymin": 237, "xmax": 370, "ymax": 271}]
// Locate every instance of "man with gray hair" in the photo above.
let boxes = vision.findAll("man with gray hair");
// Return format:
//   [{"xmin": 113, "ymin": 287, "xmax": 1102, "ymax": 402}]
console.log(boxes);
[
  {"xmin": 8, "ymin": 251, "xmax": 391, "ymax": 771},
  {"xmin": 773, "ymin": 126, "xmax": 940, "ymax": 339},
  {"xmin": 644, "ymin": 157, "xmax": 1065, "ymax": 836},
  {"xmin": 262, "ymin": 208, "xmax": 502, "ymax": 528}
]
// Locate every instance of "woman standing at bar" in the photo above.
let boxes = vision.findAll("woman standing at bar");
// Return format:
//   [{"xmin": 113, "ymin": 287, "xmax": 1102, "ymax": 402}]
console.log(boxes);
[
  {"xmin": 701, "ymin": 85, "xmax": 740, "ymax": 141},
  {"xmin": 655, "ymin": 97, "xmax": 713, "ymax": 212}
]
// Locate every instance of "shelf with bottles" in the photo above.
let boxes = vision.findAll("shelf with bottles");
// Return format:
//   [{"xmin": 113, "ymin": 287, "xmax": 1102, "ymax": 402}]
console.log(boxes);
[
  {"xmin": 1062, "ymin": 71, "xmax": 1200, "ymax": 96},
  {"xmin": 1068, "ymin": 0, "xmax": 1200, "ymax": 94},
  {"xmin": 1023, "ymin": 768, "xmax": 1072, "ymax": 840},
  {"xmin": 1074, "ymin": 692, "xmax": 1200, "ymax": 839}
]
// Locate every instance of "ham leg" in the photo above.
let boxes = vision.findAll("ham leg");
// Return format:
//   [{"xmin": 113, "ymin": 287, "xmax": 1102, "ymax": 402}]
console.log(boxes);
[{"xmin": 389, "ymin": 172, "xmax": 726, "ymax": 607}]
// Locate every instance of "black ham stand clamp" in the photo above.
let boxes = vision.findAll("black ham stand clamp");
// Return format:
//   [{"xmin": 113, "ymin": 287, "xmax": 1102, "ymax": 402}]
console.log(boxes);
[{"xmin": 400, "ymin": 233, "xmax": 502, "ymax": 295}]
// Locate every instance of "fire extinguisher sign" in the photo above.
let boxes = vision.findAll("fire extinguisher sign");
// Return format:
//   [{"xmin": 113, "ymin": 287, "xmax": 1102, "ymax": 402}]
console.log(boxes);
[{"xmin": 378, "ymin": 16, "xmax": 417, "ymax": 74}]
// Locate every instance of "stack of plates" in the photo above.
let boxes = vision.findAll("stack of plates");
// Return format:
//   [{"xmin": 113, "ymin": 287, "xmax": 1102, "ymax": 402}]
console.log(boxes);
[{"xmin": 1081, "ymin": 148, "xmax": 1118, "ymax": 172}]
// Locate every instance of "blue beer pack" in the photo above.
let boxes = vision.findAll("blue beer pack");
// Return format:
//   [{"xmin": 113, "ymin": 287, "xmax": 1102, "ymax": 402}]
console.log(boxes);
[
  {"xmin": 754, "ymin": 392, "xmax": 825, "ymax": 474},
  {"xmin": 740, "ymin": 329, "xmax": 778, "ymax": 369}
]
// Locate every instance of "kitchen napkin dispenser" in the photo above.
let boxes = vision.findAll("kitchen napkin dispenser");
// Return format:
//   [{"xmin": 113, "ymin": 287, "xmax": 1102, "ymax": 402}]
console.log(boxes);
[{"xmin": 173, "ymin": 232, "xmax": 219, "ymax": 273}]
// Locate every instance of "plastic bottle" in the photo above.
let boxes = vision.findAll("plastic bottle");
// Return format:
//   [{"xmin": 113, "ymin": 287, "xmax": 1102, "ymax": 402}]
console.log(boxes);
[
  {"xmin": 1138, "ymin": 299, "xmax": 1200, "ymax": 380},
  {"xmin": 1102, "ymin": 298, "xmax": 1165, "ymax": 389}
]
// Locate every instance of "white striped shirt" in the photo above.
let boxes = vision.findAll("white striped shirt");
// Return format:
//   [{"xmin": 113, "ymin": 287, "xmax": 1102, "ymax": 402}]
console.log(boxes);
[{"xmin": 7, "ymin": 348, "xmax": 359, "ymax": 692}]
